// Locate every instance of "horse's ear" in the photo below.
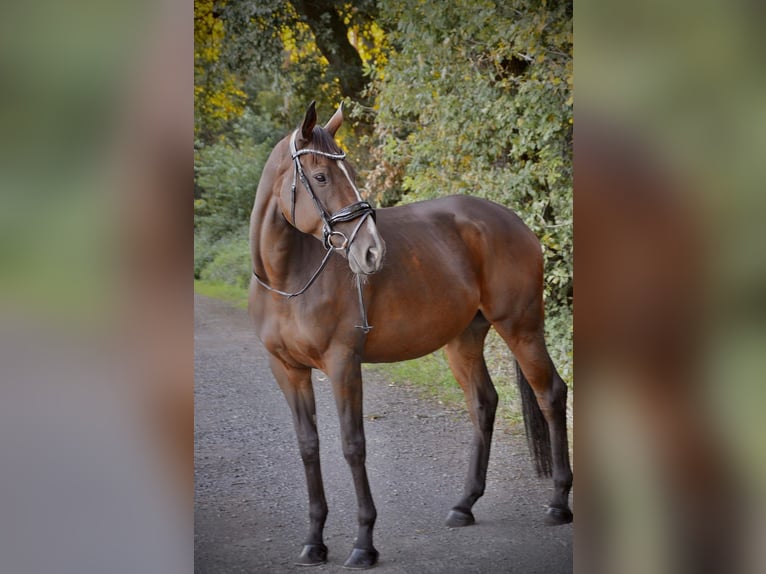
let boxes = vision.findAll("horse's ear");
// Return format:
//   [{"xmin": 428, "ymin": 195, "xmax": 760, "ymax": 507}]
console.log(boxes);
[
  {"xmin": 324, "ymin": 101, "xmax": 344, "ymax": 137},
  {"xmin": 299, "ymin": 101, "xmax": 317, "ymax": 143}
]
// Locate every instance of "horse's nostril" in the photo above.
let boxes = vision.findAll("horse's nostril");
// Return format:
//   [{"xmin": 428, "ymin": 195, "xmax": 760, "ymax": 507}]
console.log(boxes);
[{"xmin": 366, "ymin": 247, "xmax": 378, "ymax": 267}]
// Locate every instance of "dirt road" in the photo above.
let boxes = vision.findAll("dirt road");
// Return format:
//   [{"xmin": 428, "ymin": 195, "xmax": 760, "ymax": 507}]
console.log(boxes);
[{"xmin": 194, "ymin": 295, "xmax": 572, "ymax": 573}]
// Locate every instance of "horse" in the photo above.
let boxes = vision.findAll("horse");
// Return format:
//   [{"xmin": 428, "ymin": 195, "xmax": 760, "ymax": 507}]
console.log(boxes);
[{"xmin": 248, "ymin": 101, "xmax": 572, "ymax": 569}]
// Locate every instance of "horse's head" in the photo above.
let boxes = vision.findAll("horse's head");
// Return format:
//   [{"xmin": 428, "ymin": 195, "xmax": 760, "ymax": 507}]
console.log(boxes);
[{"xmin": 278, "ymin": 101, "xmax": 386, "ymax": 275}]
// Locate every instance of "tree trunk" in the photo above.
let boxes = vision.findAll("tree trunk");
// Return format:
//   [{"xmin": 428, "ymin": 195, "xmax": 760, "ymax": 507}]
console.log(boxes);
[{"xmin": 291, "ymin": 0, "xmax": 367, "ymax": 100}]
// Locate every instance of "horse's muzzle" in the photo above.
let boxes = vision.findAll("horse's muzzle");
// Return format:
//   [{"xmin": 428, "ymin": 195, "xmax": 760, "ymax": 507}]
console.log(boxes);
[{"xmin": 348, "ymin": 218, "xmax": 386, "ymax": 275}]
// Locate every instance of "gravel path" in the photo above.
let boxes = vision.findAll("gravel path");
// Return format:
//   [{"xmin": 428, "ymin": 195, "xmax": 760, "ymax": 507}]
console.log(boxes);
[{"xmin": 194, "ymin": 294, "xmax": 572, "ymax": 573}]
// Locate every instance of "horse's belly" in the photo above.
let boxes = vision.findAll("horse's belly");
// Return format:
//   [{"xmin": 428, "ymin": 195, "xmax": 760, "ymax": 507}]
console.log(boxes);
[
  {"xmin": 361, "ymin": 296, "xmax": 477, "ymax": 363},
  {"xmin": 362, "ymin": 336, "xmax": 457, "ymax": 363}
]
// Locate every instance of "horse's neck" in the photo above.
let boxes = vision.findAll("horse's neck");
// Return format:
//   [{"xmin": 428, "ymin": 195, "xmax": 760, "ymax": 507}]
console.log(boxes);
[
  {"xmin": 251, "ymin": 140, "xmax": 321, "ymax": 291},
  {"xmin": 251, "ymin": 189, "xmax": 290, "ymax": 267},
  {"xmin": 251, "ymin": 170, "xmax": 318, "ymax": 297}
]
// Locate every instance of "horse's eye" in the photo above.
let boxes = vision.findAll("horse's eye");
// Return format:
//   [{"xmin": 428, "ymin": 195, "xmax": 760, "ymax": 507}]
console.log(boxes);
[{"xmin": 314, "ymin": 173, "xmax": 326, "ymax": 183}]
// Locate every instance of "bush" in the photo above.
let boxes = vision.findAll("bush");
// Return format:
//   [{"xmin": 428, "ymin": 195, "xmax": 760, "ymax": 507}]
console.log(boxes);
[
  {"xmin": 366, "ymin": 0, "xmax": 573, "ymax": 380},
  {"xmin": 194, "ymin": 110, "xmax": 275, "ymax": 242},
  {"xmin": 194, "ymin": 110, "xmax": 275, "ymax": 288},
  {"xmin": 199, "ymin": 234, "xmax": 251, "ymax": 289},
  {"xmin": 194, "ymin": 229, "xmax": 217, "ymax": 279}
]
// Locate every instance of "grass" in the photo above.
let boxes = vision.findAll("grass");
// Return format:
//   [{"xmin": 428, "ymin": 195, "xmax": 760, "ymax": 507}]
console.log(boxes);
[
  {"xmin": 367, "ymin": 335, "xmax": 526, "ymax": 429},
  {"xmin": 368, "ymin": 350, "xmax": 465, "ymax": 407},
  {"xmin": 194, "ymin": 279, "xmax": 248, "ymax": 308},
  {"xmin": 368, "ymin": 334, "xmax": 573, "ymax": 450}
]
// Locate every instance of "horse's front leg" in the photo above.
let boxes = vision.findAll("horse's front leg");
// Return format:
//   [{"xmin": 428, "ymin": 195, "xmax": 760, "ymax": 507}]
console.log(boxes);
[
  {"xmin": 269, "ymin": 356, "xmax": 329, "ymax": 566},
  {"xmin": 326, "ymin": 352, "xmax": 379, "ymax": 569}
]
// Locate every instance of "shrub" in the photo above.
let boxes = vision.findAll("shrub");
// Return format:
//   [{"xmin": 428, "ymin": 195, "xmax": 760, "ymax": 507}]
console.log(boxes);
[
  {"xmin": 194, "ymin": 110, "xmax": 274, "ymax": 242},
  {"xmin": 194, "ymin": 229, "xmax": 217, "ymax": 279},
  {"xmin": 199, "ymin": 234, "xmax": 251, "ymax": 289}
]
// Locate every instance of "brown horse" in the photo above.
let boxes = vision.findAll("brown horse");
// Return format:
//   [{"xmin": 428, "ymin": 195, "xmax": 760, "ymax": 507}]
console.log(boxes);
[{"xmin": 248, "ymin": 102, "xmax": 572, "ymax": 569}]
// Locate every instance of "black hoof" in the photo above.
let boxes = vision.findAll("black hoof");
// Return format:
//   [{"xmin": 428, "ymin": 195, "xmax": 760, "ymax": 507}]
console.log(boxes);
[
  {"xmin": 295, "ymin": 543, "xmax": 328, "ymax": 566},
  {"xmin": 544, "ymin": 506, "xmax": 573, "ymax": 525},
  {"xmin": 343, "ymin": 547, "xmax": 379, "ymax": 570},
  {"xmin": 445, "ymin": 508, "xmax": 475, "ymax": 527}
]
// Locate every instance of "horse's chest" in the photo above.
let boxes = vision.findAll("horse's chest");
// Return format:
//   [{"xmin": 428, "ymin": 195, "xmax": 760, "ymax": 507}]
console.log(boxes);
[{"xmin": 255, "ymin": 300, "xmax": 334, "ymax": 368}]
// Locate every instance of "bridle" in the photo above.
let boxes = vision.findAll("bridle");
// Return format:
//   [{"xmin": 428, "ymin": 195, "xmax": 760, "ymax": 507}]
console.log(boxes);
[
  {"xmin": 252, "ymin": 130, "xmax": 377, "ymax": 333},
  {"xmin": 286, "ymin": 130, "xmax": 376, "ymax": 251}
]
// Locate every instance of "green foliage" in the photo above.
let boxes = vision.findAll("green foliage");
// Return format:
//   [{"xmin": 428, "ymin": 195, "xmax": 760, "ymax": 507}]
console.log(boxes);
[
  {"xmin": 194, "ymin": 228, "xmax": 217, "ymax": 279},
  {"xmin": 194, "ymin": 103, "xmax": 282, "ymax": 289},
  {"xmin": 199, "ymin": 234, "xmax": 252, "ymax": 289},
  {"xmin": 194, "ymin": 110, "xmax": 274, "ymax": 241},
  {"xmin": 365, "ymin": 0, "xmax": 573, "ymax": 374},
  {"xmin": 194, "ymin": 0, "xmax": 249, "ymax": 141},
  {"xmin": 543, "ymin": 309, "xmax": 573, "ymax": 385}
]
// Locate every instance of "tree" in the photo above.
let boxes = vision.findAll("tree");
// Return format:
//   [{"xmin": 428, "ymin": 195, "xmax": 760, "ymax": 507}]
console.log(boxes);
[
  {"xmin": 194, "ymin": 0, "xmax": 248, "ymax": 143},
  {"xmin": 290, "ymin": 0, "xmax": 372, "ymax": 100}
]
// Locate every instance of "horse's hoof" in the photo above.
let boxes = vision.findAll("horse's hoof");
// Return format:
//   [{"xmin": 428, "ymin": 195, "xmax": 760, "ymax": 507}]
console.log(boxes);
[
  {"xmin": 343, "ymin": 546, "xmax": 379, "ymax": 570},
  {"xmin": 445, "ymin": 508, "xmax": 475, "ymax": 527},
  {"xmin": 295, "ymin": 543, "xmax": 328, "ymax": 566},
  {"xmin": 544, "ymin": 506, "xmax": 573, "ymax": 525}
]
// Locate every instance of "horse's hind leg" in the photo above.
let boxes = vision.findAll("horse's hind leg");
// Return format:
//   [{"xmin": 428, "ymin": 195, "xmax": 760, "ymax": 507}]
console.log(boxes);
[
  {"xmin": 268, "ymin": 356, "xmax": 329, "ymax": 565},
  {"xmin": 492, "ymin": 313, "xmax": 573, "ymax": 524},
  {"xmin": 444, "ymin": 313, "xmax": 497, "ymax": 527}
]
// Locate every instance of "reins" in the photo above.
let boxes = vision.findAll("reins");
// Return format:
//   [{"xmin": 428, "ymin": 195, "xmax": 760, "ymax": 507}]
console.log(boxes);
[{"xmin": 252, "ymin": 130, "xmax": 376, "ymax": 334}]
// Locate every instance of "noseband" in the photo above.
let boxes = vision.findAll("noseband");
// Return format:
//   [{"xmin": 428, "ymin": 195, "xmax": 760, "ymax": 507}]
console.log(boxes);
[{"xmin": 252, "ymin": 130, "xmax": 376, "ymax": 333}]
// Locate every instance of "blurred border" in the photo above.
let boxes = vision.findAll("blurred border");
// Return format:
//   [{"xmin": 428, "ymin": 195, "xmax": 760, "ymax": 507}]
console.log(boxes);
[
  {"xmin": 0, "ymin": 1, "xmax": 192, "ymax": 572},
  {"xmin": 3, "ymin": 1, "xmax": 764, "ymax": 572},
  {"xmin": 575, "ymin": 1, "xmax": 766, "ymax": 572}
]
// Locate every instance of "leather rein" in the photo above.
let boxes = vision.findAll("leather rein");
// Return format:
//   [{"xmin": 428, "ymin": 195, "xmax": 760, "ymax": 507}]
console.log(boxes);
[{"xmin": 252, "ymin": 130, "xmax": 376, "ymax": 333}]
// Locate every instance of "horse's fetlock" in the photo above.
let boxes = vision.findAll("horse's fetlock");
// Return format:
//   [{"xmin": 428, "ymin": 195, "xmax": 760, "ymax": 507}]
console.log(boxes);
[
  {"xmin": 554, "ymin": 470, "xmax": 573, "ymax": 490},
  {"xmin": 309, "ymin": 503, "xmax": 328, "ymax": 524},
  {"xmin": 358, "ymin": 507, "xmax": 377, "ymax": 528}
]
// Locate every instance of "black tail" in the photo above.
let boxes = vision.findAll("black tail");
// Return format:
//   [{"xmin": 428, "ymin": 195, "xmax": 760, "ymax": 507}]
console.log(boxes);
[{"xmin": 515, "ymin": 360, "xmax": 552, "ymax": 477}]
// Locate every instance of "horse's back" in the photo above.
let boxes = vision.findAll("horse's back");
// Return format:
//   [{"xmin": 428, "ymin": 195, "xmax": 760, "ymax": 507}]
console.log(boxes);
[
  {"xmin": 380, "ymin": 195, "xmax": 538, "ymax": 247},
  {"xmin": 379, "ymin": 195, "xmax": 543, "ymax": 292}
]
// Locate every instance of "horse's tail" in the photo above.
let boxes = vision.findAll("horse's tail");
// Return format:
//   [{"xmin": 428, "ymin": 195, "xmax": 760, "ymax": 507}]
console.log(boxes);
[{"xmin": 515, "ymin": 360, "xmax": 552, "ymax": 477}]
